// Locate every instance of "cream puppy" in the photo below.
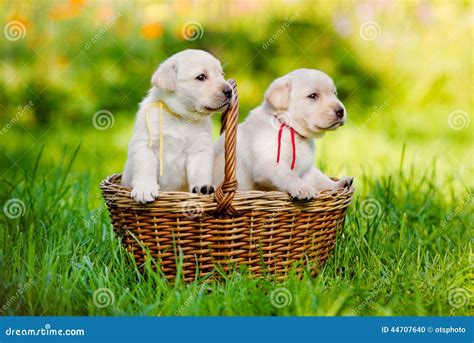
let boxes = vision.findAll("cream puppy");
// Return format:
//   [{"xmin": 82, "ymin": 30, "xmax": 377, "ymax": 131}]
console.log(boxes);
[
  {"xmin": 213, "ymin": 69, "xmax": 352, "ymax": 200},
  {"xmin": 123, "ymin": 49, "xmax": 232, "ymax": 203}
]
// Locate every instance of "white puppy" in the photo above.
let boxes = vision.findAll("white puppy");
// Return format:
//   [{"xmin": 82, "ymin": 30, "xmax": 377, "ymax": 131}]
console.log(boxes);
[
  {"xmin": 122, "ymin": 49, "xmax": 232, "ymax": 203},
  {"xmin": 213, "ymin": 69, "xmax": 352, "ymax": 200}
]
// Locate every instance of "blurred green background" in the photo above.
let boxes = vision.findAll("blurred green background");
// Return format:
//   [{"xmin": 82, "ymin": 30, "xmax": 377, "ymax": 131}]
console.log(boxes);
[
  {"xmin": 0, "ymin": 0, "xmax": 472, "ymax": 316},
  {"xmin": 1, "ymin": 0, "xmax": 472, "ymax": 188}
]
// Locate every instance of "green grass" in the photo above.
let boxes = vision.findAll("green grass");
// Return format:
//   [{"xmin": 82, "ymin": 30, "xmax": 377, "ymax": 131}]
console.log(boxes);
[{"xmin": 0, "ymin": 143, "xmax": 471, "ymax": 316}]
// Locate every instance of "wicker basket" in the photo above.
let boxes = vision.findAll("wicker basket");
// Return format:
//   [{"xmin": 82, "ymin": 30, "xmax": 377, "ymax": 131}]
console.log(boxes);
[{"xmin": 100, "ymin": 80, "xmax": 354, "ymax": 282}]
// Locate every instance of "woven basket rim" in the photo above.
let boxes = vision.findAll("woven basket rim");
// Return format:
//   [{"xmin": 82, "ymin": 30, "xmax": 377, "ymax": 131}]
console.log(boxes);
[{"xmin": 100, "ymin": 173, "xmax": 354, "ymax": 203}]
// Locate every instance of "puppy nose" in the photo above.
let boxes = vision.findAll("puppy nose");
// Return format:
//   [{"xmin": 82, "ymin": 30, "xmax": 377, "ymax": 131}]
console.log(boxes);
[
  {"xmin": 335, "ymin": 107, "xmax": 345, "ymax": 119},
  {"xmin": 223, "ymin": 86, "xmax": 233, "ymax": 99}
]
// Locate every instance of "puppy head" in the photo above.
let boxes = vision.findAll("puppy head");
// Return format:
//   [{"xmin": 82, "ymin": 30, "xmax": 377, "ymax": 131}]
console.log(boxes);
[
  {"xmin": 151, "ymin": 49, "xmax": 232, "ymax": 117},
  {"xmin": 264, "ymin": 69, "xmax": 346, "ymax": 138}
]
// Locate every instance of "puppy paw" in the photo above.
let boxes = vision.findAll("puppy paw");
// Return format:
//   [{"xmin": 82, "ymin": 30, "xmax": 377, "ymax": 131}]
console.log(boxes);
[
  {"xmin": 131, "ymin": 182, "xmax": 160, "ymax": 203},
  {"xmin": 326, "ymin": 176, "xmax": 354, "ymax": 194},
  {"xmin": 337, "ymin": 176, "xmax": 354, "ymax": 189},
  {"xmin": 192, "ymin": 184, "xmax": 215, "ymax": 195},
  {"xmin": 289, "ymin": 182, "xmax": 317, "ymax": 200}
]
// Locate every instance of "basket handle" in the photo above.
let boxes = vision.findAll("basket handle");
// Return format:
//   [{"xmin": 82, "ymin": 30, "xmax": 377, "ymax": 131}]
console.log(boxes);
[{"xmin": 214, "ymin": 79, "xmax": 239, "ymax": 216}]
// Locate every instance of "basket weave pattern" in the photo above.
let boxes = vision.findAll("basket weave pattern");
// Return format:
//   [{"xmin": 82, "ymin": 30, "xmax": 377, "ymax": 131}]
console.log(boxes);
[{"xmin": 100, "ymin": 80, "xmax": 354, "ymax": 281}]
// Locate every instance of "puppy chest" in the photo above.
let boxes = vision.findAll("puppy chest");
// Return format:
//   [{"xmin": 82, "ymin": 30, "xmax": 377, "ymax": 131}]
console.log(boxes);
[
  {"xmin": 160, "ymin": 153, "xmax": 186, "ymax": 191},
  {"xmin": 275, "ymin": 138, "xmax": 314, "ymax": 171}
]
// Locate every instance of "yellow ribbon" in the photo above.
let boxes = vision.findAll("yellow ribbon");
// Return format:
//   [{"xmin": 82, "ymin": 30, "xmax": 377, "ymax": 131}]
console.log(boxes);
[{"xmin": 145, "ymin": 100, "xmax": 181, "ymax": 177}]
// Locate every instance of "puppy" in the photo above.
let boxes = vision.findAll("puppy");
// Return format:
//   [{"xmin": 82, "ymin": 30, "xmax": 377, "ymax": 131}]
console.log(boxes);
[
  {"xmin": 122, "ymin": 49, "xmax": 232, "ymax": 203},
  {"xmin": 213, "ymin": 69, "xmax": 352, "ymax": 200}
]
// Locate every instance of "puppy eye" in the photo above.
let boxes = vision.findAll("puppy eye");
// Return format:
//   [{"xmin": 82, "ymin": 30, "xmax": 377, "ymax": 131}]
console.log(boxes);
[
  {"xmin": 334, "ymin": 90, "xmax": 338, "ymax": 95},
  {"xmin": 195, "ymin": 74, "xmax": 207, "ymax": 81},
  {"xmin": 308, "ymin": 93, "xmax": 319, "ymax": 99}
]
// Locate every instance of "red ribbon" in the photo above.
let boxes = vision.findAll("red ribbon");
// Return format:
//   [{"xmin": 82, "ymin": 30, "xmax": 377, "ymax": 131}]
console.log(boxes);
[{"xmin": 276, "ymin": 123, "xmax": 296, "ymax": 170}]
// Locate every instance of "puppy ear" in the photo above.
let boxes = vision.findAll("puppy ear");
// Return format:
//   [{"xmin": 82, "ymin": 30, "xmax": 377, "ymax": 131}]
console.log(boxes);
[
  {"xmin": 151, "ymin": 59, "xmax": 178, "ymax": 92},
  {"xmin": 264, "ymin": 78, "xmax": 292, "ymax": 110}
]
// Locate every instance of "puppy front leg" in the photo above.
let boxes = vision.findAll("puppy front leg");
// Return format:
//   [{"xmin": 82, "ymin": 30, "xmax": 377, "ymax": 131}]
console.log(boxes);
[
  {"xmin": 186, "ymin": 145, "xmax": 214, "ymax": 195},
  {"xmin": 130, "ymin": 144, "xmax": 160, "ymax": 203},
  {"xmin": 303, "ymin": 167, "xmax": 353, "ymax": 192},
  {"xmin": 256, "ymin": 166, "xmax": 317, "ymax": 200}
]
